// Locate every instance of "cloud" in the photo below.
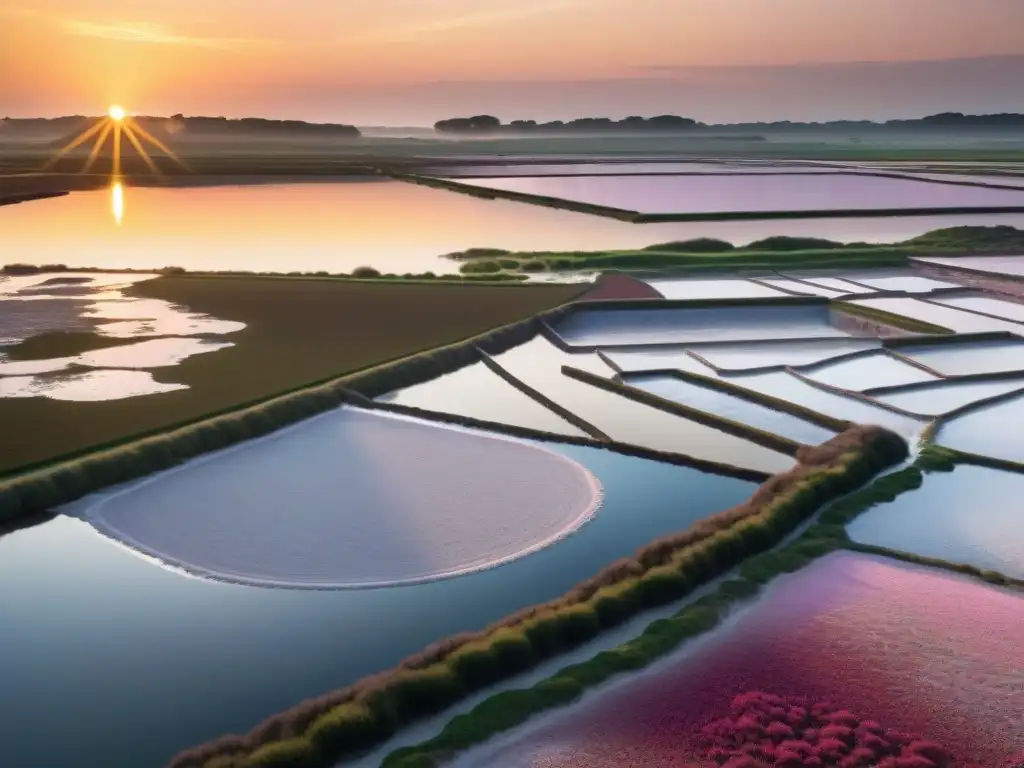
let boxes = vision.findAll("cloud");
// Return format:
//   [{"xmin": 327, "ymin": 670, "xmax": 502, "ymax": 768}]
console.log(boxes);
[
  {"xmin": 360, "ymin": 0, "xmax": 578, "ymax": 42},
  {"xmin": 60, "ymin": 19, "xmax": 260, "ymax": 50}
]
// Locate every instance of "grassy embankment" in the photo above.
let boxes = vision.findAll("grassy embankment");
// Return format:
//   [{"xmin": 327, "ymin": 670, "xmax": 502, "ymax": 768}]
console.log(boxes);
[
  {"xmin": 168, "ymin": 425, "xmax": 908, "ymax": 768},
  {"xmin": 448, "ymin": 225, "xmax": 1024, "ymax": 276},
  {"xmin": 0, "ymin": 276, "xmax": 582, "ymax": 485},
  {"xmin": 383, "ymin": 442, "xmax": 1024, "ymax": 768}
]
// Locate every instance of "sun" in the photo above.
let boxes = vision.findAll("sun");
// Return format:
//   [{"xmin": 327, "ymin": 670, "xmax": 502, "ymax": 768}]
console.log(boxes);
[{"xmin": 108, "ymin": 104, "xmax": 126, "ymax": 121}]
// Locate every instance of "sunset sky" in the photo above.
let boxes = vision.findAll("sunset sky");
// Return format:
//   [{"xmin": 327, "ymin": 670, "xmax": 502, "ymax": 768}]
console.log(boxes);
[{"xmin": 4, "ymin": 0, "xmax": 1024, "ymax": 124}]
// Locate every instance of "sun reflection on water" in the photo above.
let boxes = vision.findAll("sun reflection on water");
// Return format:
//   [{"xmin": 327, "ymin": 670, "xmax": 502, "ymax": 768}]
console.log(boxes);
[{"xmin": 111, "ymin": 180, "xmax": 124, "ymax": 224}]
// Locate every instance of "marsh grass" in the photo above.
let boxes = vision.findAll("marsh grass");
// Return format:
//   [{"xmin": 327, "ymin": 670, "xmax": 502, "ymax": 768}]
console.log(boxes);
[{"xmin": 169, "ymin": 426, "xmax": 907, "ymax": 768}]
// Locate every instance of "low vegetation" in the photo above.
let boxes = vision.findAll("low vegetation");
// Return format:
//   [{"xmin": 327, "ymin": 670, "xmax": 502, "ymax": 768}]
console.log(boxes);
[
  {"xmin": 446, "ymin": 225, "xmax": 1024, "ymax": 275},
  {"xmin": 830, "ymin": 302, "xmax": 953, "ymax": 335},
  {"xmin": 167, "ymin": 425, "xmax": 907, "ymax": 768},
  {"xmin": 698, "ymin": 691, "xmax": 957, "ymax": 768},
  {"xmin": 0, "ymin": 277, "xmax": 583, "ymax": 475}
]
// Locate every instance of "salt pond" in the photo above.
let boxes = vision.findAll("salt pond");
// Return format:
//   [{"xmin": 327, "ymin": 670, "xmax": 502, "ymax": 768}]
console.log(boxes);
[
  {"xmin": 848, "ymin": 465, "xmax": 1024, "ymax": 579},
  {"xmin": 643, "ymin": 278, "xmax": 786, "ymax": 300},
  {"xmin": 937, "ymin": 394, "xmax": 1024, "ymax": 462},
  {"xmin": 848, "ymin": 274, "xmax": 956, "ymax": 293},
  {"xmin": 378, "ymin": 360, "xmax": 587, "ymax": 437},
  {"xmin": 490, "ymin": 337, "xmax": 793, "ymax": 472},
  {"xmin": 805, "ymin": 351, "xmax": 939, "ymax": 391},
  {"xmin": 428, "ymin": 163, "xmax": 848, "ymax": 177},
  {"xmin": 850, "ymin": 296, "xmax": 1024, "ymax": 333},
  {"xmin": 7, "ymin": 185, "xmax": 1024, "ymax": 274},
  {"xmin": 453, "ymin": 552, "xmax": 1024, "ymax": 767},
  {"xmin": 896, "ymin": 338, "xmax": 1024, "ymax": 376},
  {"xmin": 783, "ymin": 275, "xmax": 877, "ymax": 294},
  {"xmin": 0, "ymin": 443, "xmax": 755, "ymax": 768},
  {"xmin": 754, "ymin": 278, "xmax": 845, "ymax": 298},
  {"xmin": 912, "ymin": 254, "xmax": 1024, "ymax": 278},
  {"xmin": 71, "ymin": 408, "xmax": 602, "ymax": 588},
  {"xmin": 552, "ymin": 305, "xmax": 847, "ymax": 347},
  {"xmin": 451, "ymin": 173, "xmax": 1024, "ymax": 215},
  {"xmin": 931, "ymin": 293, "xmax": 1024, "ymax": 323},
  {"xmin": 872, "ymin": 378, "xmax": 1024, "ymax": 415},
  {"xmin": 692, "ymin": 338, "xmax": 879, "ymax": 370},
  {"xmin": 711, "ymin": 370, "xmax": 927, "ymax": 440},
  {"xmin": 624, "ymin": 374, "xmax": 836, "ymax": 445}
]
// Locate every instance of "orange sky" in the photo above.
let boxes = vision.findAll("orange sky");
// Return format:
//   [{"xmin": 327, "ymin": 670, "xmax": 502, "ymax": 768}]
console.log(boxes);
[{"xmin": 4, "ymin": 0, "xmax": 1024, "ymax": 123}]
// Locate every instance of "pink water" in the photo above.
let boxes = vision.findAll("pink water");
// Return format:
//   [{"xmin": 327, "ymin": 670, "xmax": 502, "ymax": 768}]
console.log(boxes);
[{"xmin": 465, "ymin": 552, "xmax": 1023, "ymax": 767}]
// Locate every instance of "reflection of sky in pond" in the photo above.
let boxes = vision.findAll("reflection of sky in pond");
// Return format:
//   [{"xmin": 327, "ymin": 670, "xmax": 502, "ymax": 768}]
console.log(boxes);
[
  {"xmin": 0, "ymin": 370, "xmax": 187, "ymax": 401},
  {"xmin": 0, "ymin": 338, "xmax": 233, "ymax": 376},
  {"xmin": 873, "ymin": 379, "xmax": 1024, "ymax": 416},
  {"xmin": 848, "ymin": 465, "xmax": 1024, "ymax": 578}
]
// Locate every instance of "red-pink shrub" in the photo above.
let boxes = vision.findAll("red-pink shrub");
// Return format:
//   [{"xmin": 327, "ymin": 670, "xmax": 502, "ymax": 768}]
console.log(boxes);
[
  {"xmin": 767, "ymin": 722, "xmax": 795, "ymax": 742},
  {"xmin": 821, "ymin": 724, "xmax": 856, "ymax": 743},
  {"xmin": 895, "ymin": 756, "xmax": 938, "ymax": 768}
]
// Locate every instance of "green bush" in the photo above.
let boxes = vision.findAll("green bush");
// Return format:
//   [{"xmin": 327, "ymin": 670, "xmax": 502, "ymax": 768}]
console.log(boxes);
[
  {"xmin": 244, "ymin": 739, "xmax": 319, "ymax": 768},
  {"xmin": 351, "ymin": 266, "xmax": 380, "ymax": 278},
  {"xmin": 745, "ymin": 236, "xmax": 844, "ymax": 251},
  {"xmin": 642, "ymin": 237, "xmax": 735, "ymax": 252},
  {"xmin": 519, "ymin": 259, "xmax": 547, "ymax": 272},
  {"xmin": 305, "ymin": 702, "xmax": 383, "ymax": 758},
  {"xmin": 460, "ymin": 260, "xmax": 501, "ymax": 274}
]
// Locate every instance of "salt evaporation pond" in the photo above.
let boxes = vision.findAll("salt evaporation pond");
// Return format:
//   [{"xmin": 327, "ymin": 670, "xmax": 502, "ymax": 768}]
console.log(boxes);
[
  {"xmin": 912, "ymin": 254, "xmax": 1024, "ymax": 278},
  {"xmin": 897, "ymin": 338, "xmax": 1024, "ymax": 376},
  {"xmin": 72, "ymin": 408, "xmax": 602, "ymax": 588},
  {"xmin": 937, "ymin": 394, "xmax": 1024, "ymax": 462},
  {"xmin": 872, "ymin": 378, "xmax": 1024, "ymax": 415},
  {"xmin": 643, "ymin": 278, "xmax": 786, "ymax": 300},
  {"xmin": 848, "ymin": 274, "xmax": 955, "ymax": 293},
  {"xmin": 755, "ymin": 278, "xmax": 845, "ymax": 298},
  {"xmin": 454, "ymin": 552, "xmax": 1024, "ymax": 768},
  {"xmin": 851, "ymin": 296, "xmax": 1024, "ymax": 333},
  {"xmin": 693, "ymin": 338, "xmax": 879, "ymax": 370},
  {"xmin": 490, "ymin": 337, "xmax": 793, "ymax": 473},
  {"xmin": 783, "ymin": 275, "xmax": 877, "ymax": 294},
  {"xmin": 805, "ymin": 351, "xmax": 939, "ymax": 391},
  {"xmin": 0, "ymin": 369, "xmax": 187, "ymax": 400},
  {"xmin": 624, "ymin": 374, "xmax": 835, "ymax": 445},
  {"xmin": 601, "ymin": 346, "xmax": 720, "ymax": 376},
  {"xmin": 848, "ymin": 465, "xmax": 1024, "ymax": 578},
  {"xmin": 704, "ymin": 370, "xmax": 927, "ymax": 440},
  {"xmin": 451, "ymin": 173, "xmax": 1024, "ymax": 215},
  {"xmin": 378, "ymin": 360, "xmax": 587, "ymax": 437},
  {"xmin": 552, "ymin": 304, "xmax": 846, "ymax": 347},
  {"xmin": 428, "ymin": 163, "xmax": 849, "ymax": 177},
  {"xmin": 8, "ymin": 185, "xmax": 1024, "ymax": 274},
  {"xmin": 932, "ymin": 293, "xmax": 1024, "ymax": 323},
  {"xmin": 0, "ymin": 442, "xmax": 755, "ymax": 768}
]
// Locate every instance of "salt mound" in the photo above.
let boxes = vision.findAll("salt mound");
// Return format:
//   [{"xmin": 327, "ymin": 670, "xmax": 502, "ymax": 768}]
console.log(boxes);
[{"xmin": 74, "ymin": 409, "xmax": 602, "ymax": 588}]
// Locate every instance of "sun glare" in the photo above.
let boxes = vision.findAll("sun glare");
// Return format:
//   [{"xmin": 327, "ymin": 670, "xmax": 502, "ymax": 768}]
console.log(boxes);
[
  {"xmin": 111, "ymin": 180, "xmax": 124, "ymax": 225},
  {"xmin": 41, "ymin": 104, "xmax": 187, "ymax": 186}
]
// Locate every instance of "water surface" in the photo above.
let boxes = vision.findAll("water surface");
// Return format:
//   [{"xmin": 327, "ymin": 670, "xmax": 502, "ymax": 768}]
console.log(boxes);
[
  {"xmin": 644, "ymin": 278, "xmax": 786, "ymax": 300},
  {"xmin": 0, "ymin": 443, "xmax": 754, "ymax": 768},
  {"xmin": 847, "ymin": 465, "xmax": 1024, "ymax": 578},
  {"xmin": 452, "ymin": 174, "xmax": 1024, "ymax": 215},
  {"xmin": 873, "ymin": 379, "xmax": 1024, "ymax": 415},
  {"xmin": 937, "ymin": 394, "xmax": 1024, "ymax": 462},
  {"xmin": 806, "ymin": 352, "xmax": 939, "ymax": 391},
  {"xmin": 625, "ymin": 374, "xmax": 835, "ymax": 445},
  {"xmin": 897, "ymin": 339, "xmax": 1024, "ymax": 376}
]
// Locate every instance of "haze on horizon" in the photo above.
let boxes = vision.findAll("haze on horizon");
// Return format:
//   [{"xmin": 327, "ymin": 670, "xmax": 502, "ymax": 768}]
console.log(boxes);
[{"xmin": 4, "ymin": 0, "xmax": 1024, "ymax": 126}]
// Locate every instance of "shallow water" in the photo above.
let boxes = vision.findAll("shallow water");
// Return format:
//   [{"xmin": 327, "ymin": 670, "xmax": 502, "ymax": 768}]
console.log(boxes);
[
  {"xmin": 490, "ymin": 337, "xmax": 793, "ymax": 472},
  {"xmin": 454, "ymin": 552, "xmax": 1024, "ymax": 767},
  {"xmin": 452, "ymin": 174, "xmax": 1024, "ymax": 215},
  {"xmin": 715, "ymin": 370, "xmax": 927, "ymax": 440},
  {"xmin": 937, "ymin": 394, "xmax": 1024, "ymax": 462},
  {"xmin": 643, "ymin": 278, "xmax": 786, "ymax": 300},
  {"xmin": 897, "ymin": 339, "xmax": 1024, "ymax": 376},
  {"xmin": 873, "ymin": 378, "xmax": 1024, "ymax": 415},
  {"xmin": 693, "ymin": 338, "xmax": 879, "ymax": 370},
  {"xmin": 806, "ymin": 351, "xmax": 939, "ymax": 391},
  {"xmin": 913, "ymin": 254, "xmax": 1024, "ymax": 278},
  {"xmin": 71, "ymin": 409, "xmax": 602, "ymax": 588},
  {"xmin": 755, "ymin": 278, "xmax": 844, "ymax": 298},
  {"xmin": 428, "ymin": 163, "xmax": 847, "ymax": 177},
  {"xmin": 7, "ymin": 185, "xmax": 1024, "ymax": 274},
  {"xmin": 624, "ymin": 374, "xmax": 835, "ymax": 445},
  {"xmin": 0, "ymin": 442, "xmax": 754, "ymax": 768},
  {"xmin": 378, "ymin": 360, "xmax": 586, "ymax": 437},
  {"xmin": 849, "ymin": 274, "xmax": 955, "ymax": 293},
  {"xmin": 600, "ymin": 347, "xmax": 719, "ymax": 376},
  {"xmin": 931, "ymin": 294, "xmax": 1024, "ymax": 323},
  {"xmin": 847, "ymin": 465, "xmax": 1024, "ymax": 578},
  {"xmin": 0, "ymin": 369, "xmax": 187, "ymax": 400},
  {"xmin": 784, "ymin": 275, "xmax": 876, "ymax": 294},
  {"xmin": 850, "ymin": 297, "xmax": 1024, "ymax": 334}
]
